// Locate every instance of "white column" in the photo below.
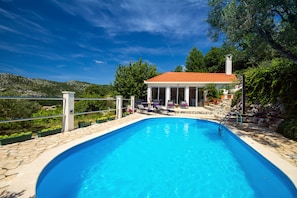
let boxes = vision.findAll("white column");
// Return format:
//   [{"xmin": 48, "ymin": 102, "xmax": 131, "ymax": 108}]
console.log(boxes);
[
  {"xmin": 62, "ymin": 91, "xmax": 75, "ymax": 132},
  {"xmin": 165, "ymin": 87, "xmax": 171, "ymax": 106},
  {"xmin": 185, "ymin": 86, "xmax": 189, "ymax": 104},
  {"xmin": 147, "ymin": 86, "xmax": 152, "ymax": 102},
  {"xmin": 196, "ymin": 87, "xmax": 199, "ymax": 107},
  {"xmin": 130, "ymin": 96, "xmax": 135, "ymax": 113},
  {"xmin": 204, "ymin": 90, "xmax": 208, "ymax": 102},
  {"xmin": 116, "ymin": 95, "xmax": 123, "ymax": 119}
]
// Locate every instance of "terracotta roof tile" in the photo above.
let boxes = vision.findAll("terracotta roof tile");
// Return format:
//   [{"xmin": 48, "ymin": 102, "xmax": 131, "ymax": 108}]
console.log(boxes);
[{"xmin": 145, "ymin": 72, "xmax": 237, "ymax": 83}]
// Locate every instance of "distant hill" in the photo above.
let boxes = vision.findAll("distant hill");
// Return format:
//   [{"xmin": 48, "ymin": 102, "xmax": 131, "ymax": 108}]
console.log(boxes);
[{"xmin": 0, "ymin": 73, "xmax": 93, "ymax": 97}]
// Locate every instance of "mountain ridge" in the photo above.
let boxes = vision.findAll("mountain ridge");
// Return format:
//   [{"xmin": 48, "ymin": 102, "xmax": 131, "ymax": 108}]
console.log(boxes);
[{"xmin": 0, "ymin": 73, "xmax": 95, "ymax": 97}]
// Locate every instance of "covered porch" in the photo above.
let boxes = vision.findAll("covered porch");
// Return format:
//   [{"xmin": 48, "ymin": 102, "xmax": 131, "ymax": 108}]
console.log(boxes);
[
  {"xmin": 144, "ymin": 71, "xmax": 238, "ymax": 107},
  {"xmin": 146, "ymin": 84, "xmax": 206, "ymax": 107}
]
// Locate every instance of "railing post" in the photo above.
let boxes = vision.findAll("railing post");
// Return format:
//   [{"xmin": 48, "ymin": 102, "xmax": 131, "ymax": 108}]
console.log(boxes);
[
  {"xmin": 130, "ymin": 96, "xmax": 135, "ymax": 113},
  {"xmin": 116, "ymin": 95, "xmax": 123, "ymax": 119},
  {"xmin": 62, "ymin": 91, "xmax": 75, "ymax": 132}
]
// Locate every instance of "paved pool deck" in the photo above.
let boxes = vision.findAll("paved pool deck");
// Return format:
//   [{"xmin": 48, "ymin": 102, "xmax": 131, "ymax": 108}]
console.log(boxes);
[{"xmin": 1, "ymin": 112, "xmax": 297, "ymax": 198}]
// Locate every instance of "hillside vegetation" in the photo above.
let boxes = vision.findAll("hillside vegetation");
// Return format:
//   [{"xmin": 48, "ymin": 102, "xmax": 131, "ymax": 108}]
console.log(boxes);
[
  {"xmin": 0, "ymin": 73, "xmax": 114, "ymax": 135},
  {"xmin": 0, "ymin": 73, "xmax": 92, "ymax": 97}
]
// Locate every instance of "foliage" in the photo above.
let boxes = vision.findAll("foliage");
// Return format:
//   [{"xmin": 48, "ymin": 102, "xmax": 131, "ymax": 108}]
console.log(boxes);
[
  {"xmin": 0, "ymin": 131, "xmax": 32, "ymax": 139},
  {"xmin": 32, "ymin": 106, "xmax": 63, "ymax": 125},
  {"xmin": 277, "ymin": 117, "xmax": 297, "ymax": 141},
  {"xmin": 96, "ymin": 116, "xmax": 108, "ymax": 121},
  {"xmin": 173, "ymin": 65, "xmax": 184, "ymax": 72},
  {"xmin": 231, "ymin": 89, "xmax": 242, "ymax": 107},
  {"xmin": 244, "ymin": 58, "xmax": 297, "ymax": 115},
  {"xmin": 0, "ymin": 99, "xmax": 41, "ymax": 120},
  {"xmin": 0, "ymin": 73, "xmax": 91, "ymax": 97},
  {"xmin": 108, "ymin": 114, "xmax": 116, "ymax": 120},
  {"xmin": 75, "ymin": 84, "xmax": 115, "ymax": 113},
  {"xmin": 205, "ymin": 84, "xmax": 222, "ymax": 100},
  {"xmin": 204, "ymin": 47, "xmax": 225, "ymax": 72},
  {"xmin": 207, "ymin": 0, "xmax": 297, "ymax": 63},
  {"xmin": 0, "ymin": 99, "xmax": 41, "ymax": 132},
  {"xmin": 40, "ymin": 125, "xmax": 62, "ymax": 132},
  {"xmin": 84, "ymin": 84, "xmax": 114, "ymax": 97},
  {"xmin": 78, "ymin": 121, "xmax": 92, "ymax": 128},
  {"xmin": 185, "ymin": 47, "xmax": 206, "ymax": 72},
  {"xmin": 114, "ymin": 58, "xmax": 158, "ymax": 99}
]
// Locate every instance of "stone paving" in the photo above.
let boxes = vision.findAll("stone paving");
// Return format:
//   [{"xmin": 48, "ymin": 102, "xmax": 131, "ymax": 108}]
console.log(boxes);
[{"xmin": 1, "ymin": 112, "xmax": 297, "ymax": 197}]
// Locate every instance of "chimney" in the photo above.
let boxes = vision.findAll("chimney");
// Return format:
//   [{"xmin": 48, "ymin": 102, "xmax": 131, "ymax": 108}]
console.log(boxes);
[{"xmin": 225, "ymin": 54, "xmax": 232, "ymax": 75}]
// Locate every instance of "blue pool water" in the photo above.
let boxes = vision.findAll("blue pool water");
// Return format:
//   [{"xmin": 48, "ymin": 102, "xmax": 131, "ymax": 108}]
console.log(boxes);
[{"xmin": 36, "ymin": 118, "xmax": 297, "ymax": 198}]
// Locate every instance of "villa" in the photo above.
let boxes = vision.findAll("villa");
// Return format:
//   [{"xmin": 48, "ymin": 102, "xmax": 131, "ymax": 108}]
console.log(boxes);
[{"xmin": 145, "ymin": 55, "xmax": 238, "ymax": 107}]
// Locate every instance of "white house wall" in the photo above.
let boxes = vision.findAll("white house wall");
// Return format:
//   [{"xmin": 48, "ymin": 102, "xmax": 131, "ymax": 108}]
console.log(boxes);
[{"xmin": 146, "ymin": 82, "xmax": 234, "ymax": 106}]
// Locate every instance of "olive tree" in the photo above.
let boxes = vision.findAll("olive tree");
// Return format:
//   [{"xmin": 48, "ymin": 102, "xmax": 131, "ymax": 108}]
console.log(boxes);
[{"xmin": 207, "ymin": 0, "xmax": 297, "ymax": 63}]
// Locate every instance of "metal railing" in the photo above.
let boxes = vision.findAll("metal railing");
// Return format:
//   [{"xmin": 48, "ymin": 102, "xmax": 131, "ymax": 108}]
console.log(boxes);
[
  {"xmin": 0, "ymin": 93, "xmax": 135, "ymax": 132},
  {"xmin": 0, "ymin": 96, "xmax": 64, "ymax": 124}
]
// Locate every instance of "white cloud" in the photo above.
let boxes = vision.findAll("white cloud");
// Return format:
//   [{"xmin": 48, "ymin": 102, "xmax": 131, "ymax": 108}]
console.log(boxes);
[
  {"xmin": 52, "ymin": 0, "xmax": 209, "ymax": 37},
  {"xmin": 94, "ymin": 60, "xmax": 105, "ymax": 64},
  {"xmin": 0, "ymin": 63, "xmax": 27, "ymax": 74}
]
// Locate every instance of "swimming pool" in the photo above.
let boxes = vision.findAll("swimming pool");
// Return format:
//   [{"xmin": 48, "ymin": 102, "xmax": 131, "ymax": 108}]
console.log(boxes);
[{"xmin": 36, "ymin": 118, "xmax": 297, "ymax": 197}]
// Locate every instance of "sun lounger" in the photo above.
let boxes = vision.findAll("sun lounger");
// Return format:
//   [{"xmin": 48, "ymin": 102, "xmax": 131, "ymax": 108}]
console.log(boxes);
[
  {"xmin": 167, "ymin": 100, "xmax": 174, "ymax": 109},
  {"xmin": 155, "ymin": 105, "xmax": 175, "ymax": 115},
  {"xmin": 137, "ymin": 104, "xmax": 155, "ymax": 114},
  {"xmin": 180, "ymin": 101, "xmax": 189, "ymax": 109}
]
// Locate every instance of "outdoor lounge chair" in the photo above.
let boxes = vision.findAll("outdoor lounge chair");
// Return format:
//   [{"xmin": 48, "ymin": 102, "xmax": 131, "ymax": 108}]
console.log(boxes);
[
  {"xmin": 152, "ymin": 100, "xmax": 160, "ymax": 108},
  {"xmin": 167, "ymin": 100, "xmax": 175, "ymax": 109},
  {"xmin": 137, "ymin": 104, "xmax": 155, "ymax": 114},
  {"xmin": 155, "ymin": 105, "xmax": 175, "ymax": 115},
  {"xmin": 180, "ymin": 101, "xmax": 189, "ymax": 109}
]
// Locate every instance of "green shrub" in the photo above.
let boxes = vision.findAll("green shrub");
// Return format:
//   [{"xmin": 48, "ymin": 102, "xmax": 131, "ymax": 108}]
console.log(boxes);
[
  {"xmin": 108, "ymin": 114, "xmax": 116, "ymax": 120},
  {"xmin": 97, "ymin": 116, "xmax": 108, "ymax": 121},
  {"xmin": 276, "ymin": 117, "xmax": 297, "ymax": 141},
  {"xmin": 0, "ymin": 131, "xmax": 32, "ymax": 139},
  {"xmin": 245, "ymin": 58, "xmax": 297, "ymax": 114},
  {"xmin": 205, "ymin": 84, "xmax": 222, "ymax": 100},
  {"xmin": 40, "ymin": 125, "xmax": 62, "ymax": 132},
  {"xmin": 123, "ymin": 112, "xmax": 130, "ymax": 117}
]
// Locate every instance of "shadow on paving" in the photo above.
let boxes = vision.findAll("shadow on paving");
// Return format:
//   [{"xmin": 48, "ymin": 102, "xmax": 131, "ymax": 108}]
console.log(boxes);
[{"xmin": 0, "ymin": 190, "xmax": 35, "ymax": 198}]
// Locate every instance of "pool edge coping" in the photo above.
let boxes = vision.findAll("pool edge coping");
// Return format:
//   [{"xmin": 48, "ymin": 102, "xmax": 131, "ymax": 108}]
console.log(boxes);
[
  {"xmin": 8, "ymin": 115, "xmax": 297, "ymax": 197},
  {"xmin": 227, "ymin": 125, "xmax": 297, "ymax": 190},
  {"xmin": 7, "ymin": 116, "xmax": 149, "ymax": 198}
]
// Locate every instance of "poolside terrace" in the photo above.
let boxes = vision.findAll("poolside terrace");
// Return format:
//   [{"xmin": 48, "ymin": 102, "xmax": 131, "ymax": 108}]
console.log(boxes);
[{"xmin": 1, "ymin": 111, "xmax": 297, "ymax": 198}]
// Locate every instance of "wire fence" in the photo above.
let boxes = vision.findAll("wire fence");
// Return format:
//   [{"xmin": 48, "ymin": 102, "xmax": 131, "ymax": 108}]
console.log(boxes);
[{"xmin": 0, "ymin": 95, "xmax": 133, "ymax": 135}]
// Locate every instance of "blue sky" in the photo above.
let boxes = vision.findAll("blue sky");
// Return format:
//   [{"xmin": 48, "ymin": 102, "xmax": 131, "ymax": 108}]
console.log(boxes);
[{"xmin": 0, "ymin": 0, "xmax": 222, "ymax": 85}]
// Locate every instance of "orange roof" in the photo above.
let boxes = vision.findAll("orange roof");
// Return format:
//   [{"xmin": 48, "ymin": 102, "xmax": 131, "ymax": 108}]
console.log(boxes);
[{"xmin": 145, "ymin": 72, "xmax": 237, "ymax": 83}]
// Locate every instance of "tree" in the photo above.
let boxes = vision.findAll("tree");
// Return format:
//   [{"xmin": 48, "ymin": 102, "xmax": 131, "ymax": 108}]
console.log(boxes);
[
  {"xmin": 75, "ymin": 84, "xmax": 115, "ymax": 113},
  {"xmin": 84, "ymin": 84, "xmax": 113, "ymax": 97},
  {"xmin": 173, "ymin": 65, "xmax": 184, "ymax": 72},
  {"xmin": 0, "ymin": 99, "xmax": 41, "ymax": 132},
  {"xmin": 204, "ymin": 47, "xmax": 225, "ymax": 72},
  {"xmin": 207, "ymin": 0, "xmax": 297, "ymax": 63},
  {"xmin": 114, "ymin": 58, "xmax": 158, "ymax": 99},
  {"xmin": 185, "ymin": 47, "xmax": 206, "ymax": 72}
]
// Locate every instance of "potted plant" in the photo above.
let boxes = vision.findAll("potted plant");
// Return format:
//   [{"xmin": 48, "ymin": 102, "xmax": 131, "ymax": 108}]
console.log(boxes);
[
  {"xmin": 78, "ymin": 121, "xmax": 92, "ymax": 128},
  {"xmin": 123, "ymin": 112, "xmax": 130, "ymax": 117},
  {"xmin": 96, "ymin": 116, "xmax": 108, "ymax": 123},
  {"xmin": 0, "ymin": 131, "xmax": 32, "ymax": 146},
  {"xmin": 38, "ymin": 126, "xmax": 62, "ymax": 137},
  {"xmin": 108, "ymin": 114, "xmax": 116, "ymax": 121}
]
